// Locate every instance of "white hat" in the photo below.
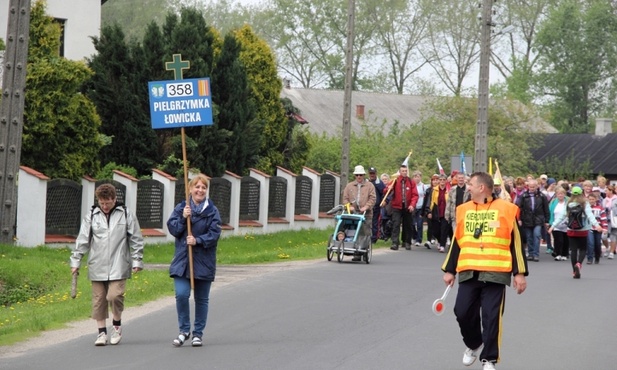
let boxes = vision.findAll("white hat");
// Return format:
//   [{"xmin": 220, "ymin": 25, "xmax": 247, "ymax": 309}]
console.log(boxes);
[
  {"xmin": 540, "ymin": 174, "xmax": 548, "ymax": 180},
  {"xmin": 353, "ymin": 165, "xmax": 366, "ymax": 175}
]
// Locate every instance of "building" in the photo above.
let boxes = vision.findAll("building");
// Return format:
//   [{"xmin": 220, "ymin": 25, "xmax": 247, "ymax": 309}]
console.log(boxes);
[
  {"xmin": 281, "ymin": 85, "xmax": 558, "ymax": 138},
  {"xmin": 0, "ymin": 0, "xmax": 103, "ymax": 61}
]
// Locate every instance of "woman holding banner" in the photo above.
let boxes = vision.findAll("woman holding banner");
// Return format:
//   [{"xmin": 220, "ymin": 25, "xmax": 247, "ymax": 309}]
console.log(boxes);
[{"xmin": 167, "ymin": 174, "xmax": 222, "ymax": 347}]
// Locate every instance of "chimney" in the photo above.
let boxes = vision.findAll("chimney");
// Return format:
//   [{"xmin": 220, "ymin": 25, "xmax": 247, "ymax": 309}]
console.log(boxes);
[
  {"xmin": 356, "ymin": 104, "xmax": 365, "ymax": 120},
  {"xmin": 595, "ymin": 117, "xmax": 613, "ymax": 136}
]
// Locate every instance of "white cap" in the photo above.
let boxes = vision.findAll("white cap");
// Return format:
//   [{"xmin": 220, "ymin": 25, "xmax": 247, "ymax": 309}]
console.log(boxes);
[
  {"xmin": 353, "ymin": 165, "xmax": 366, "ymax": 175},
  {"xmin": 540, "ymin": 174, "xmax": 548, "ymax": 180}
]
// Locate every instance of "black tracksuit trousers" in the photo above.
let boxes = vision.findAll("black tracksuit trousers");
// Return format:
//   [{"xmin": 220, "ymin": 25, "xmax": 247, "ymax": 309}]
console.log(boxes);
[{"xmin": 454, "ymin": 276, "xmax": 506, "ymax": 364}]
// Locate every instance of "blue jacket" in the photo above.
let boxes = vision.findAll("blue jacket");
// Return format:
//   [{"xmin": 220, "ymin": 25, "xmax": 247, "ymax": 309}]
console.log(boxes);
[{"xmin": 167, "ymin": 199, "xmax": 222, "ymax": 281}]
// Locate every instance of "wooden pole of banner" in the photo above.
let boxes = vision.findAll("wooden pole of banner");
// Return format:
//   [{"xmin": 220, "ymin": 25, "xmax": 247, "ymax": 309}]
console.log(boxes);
[
  {"xmin": 181, "ymin": 126, "xmax": 194, "ymax": 290},
  {"xmin": 165, "ymin": 54, "xmax": 194, "ymax": 290}
]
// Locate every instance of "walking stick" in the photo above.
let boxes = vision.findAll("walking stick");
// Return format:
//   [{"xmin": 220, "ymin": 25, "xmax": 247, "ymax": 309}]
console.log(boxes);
[
  {"xmin": 181, "ymin": 127, "xmax": 195, "ymax": 290},
  {"xmin": 70, "ymin": 271, "xmax": 79, "ymax": 299}
]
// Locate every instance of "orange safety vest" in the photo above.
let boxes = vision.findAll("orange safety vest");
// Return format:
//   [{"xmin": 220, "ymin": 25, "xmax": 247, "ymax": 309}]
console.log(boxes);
[{"xmin": 455, "ymin": 199, "xmax": 519, "ymax": 273}]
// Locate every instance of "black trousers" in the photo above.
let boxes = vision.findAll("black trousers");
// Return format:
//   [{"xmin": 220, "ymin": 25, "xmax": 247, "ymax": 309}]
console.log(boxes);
[
  {"xmin": 431, "ymin": 217, "xmax": 449, "ymax": 248},
  {"xmin": 568, "ymin": 235, "xmax": 587, "ymax": 270},
  {"xmin": 552, "ymin": 230, "xmax": 569, "ymax": 257},
  {"xmin": 391, "ymin": 207, "xmax": 413, "ymax": 246},
  {"xmin": 454, "ymin": 277, "xmax": 506, "ymax": 364}
]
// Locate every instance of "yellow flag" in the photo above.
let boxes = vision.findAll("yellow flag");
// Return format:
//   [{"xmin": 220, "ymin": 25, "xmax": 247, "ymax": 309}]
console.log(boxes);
[{"xmin": 488, "ymin": 157, "xmax": 493, "ymax": 176}]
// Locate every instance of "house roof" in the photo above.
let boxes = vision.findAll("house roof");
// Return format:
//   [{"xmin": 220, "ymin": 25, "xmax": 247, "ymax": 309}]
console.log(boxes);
[
  {"xmin": 280, "ymin": 87, "xmax": 557, "ymax": 137},
  {"xmin": 280, "ymin": 88, "xmax": 430, "ymax": 137},
  {"xmin": 532, "ymin": 133, "xmax": 617, "ymax": 176}
]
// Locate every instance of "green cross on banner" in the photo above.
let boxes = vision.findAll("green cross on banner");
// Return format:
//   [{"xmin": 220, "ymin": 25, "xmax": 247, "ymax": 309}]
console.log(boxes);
[{"xmin": 165, "ymin": 54, "xmax": 191, "ymax": 80}]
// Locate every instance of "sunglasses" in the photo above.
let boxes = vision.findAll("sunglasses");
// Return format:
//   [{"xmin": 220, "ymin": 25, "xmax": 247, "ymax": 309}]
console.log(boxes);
[{"xmin": 355, "ymin": 174, "xmax": 364, "ymax": 177}]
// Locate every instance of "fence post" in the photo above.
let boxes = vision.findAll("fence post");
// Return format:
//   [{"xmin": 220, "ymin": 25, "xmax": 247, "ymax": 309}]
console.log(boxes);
[
  {"xmin": 152, "ymin": 169, "xmax": 176, "ymax": 242},
  {"xmin": 249, "ymin": 168, "xmax": 270, "ymax": 233},
  {"xmin": 222, "ymin": 171, "xmax": 241, "ymax": 235},
  {"xmin": 16, "ymin": 166, "xmax": 47, "ymax": 246},
  {"xmin": 112, "ymin": 170, "xmax": 138, "ymax": 213}
]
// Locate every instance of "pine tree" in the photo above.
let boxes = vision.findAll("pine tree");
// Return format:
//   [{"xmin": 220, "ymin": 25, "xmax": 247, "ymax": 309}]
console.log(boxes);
[
  {"xmin": 210, "ymin": 33, "xmax": 261, "ymax": 175},
  {"xmin": 86, "ymin": 24, "xmax": 159, "ymax": 175},
  {"xmin": 234, "ymin": 25, "xmax": 288, "ymax": 174}
]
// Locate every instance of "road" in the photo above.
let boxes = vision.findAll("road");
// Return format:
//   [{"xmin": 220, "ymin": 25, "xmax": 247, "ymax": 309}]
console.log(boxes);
[{"xmin": 2, "ymin": 246, "xmax": 617, "ymax": 369}]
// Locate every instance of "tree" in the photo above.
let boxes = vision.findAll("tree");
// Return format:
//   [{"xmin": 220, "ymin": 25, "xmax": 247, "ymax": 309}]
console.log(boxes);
[
  {"xmin": 209, "ymin": 32, "xmax": 260, "ymax": 175},
  {"xmin": 280, "ymin": 98, "xmax": 312, "ymax": 173},
  {"xmin": 256, "ymin": 0, "xmax": 379, "ymax": 91},
  {"xmin": 234, "ymin": 24, "xmax": 288, "ymax": 174},
  {"xmin": 368, "ymin": 0, "xmax": 434, "ymax": 94},
  {"xmin": 101, "ymin": 0, "xmax": 171, "ymax": 41},
  {"xmin": 426, "ymin": 0, "xmax": 481, "ymax": 96},
  {"xmin": 492, "ymin": 0, "xmax": 557, "ymax": 104},
  {"xmin": 21, "ymin": 0, "xmax": 103, "ymax": 180},
  {"xmin": 86, "ymin": 24, "xmax": 160, "ymax": 176},
  {"xmin": 534, "ymin": 0, "xmax": 617, "ymax": 132}
]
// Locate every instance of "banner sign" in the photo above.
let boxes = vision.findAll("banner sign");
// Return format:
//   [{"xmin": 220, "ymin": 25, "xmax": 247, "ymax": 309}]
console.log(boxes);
[{"xmin": 148, "ymin": 77, "xmax": 213, "ymax": 129}]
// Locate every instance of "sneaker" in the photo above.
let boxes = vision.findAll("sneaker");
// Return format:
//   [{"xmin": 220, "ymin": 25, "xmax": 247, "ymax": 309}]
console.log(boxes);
[
  {"xmin": 390, "ymin": 245, "xmax": 399, "ymax": 251},
  {"xmin": 192, "ymin": 336, "xmax": 203, "ymax": 347},
  {"xmin": 546, "ymin": 248, "xmax": 553, "ymax": 254},
  {"xmin": 414, "ymin": 242, "xmax": 420, "ymax": 247},
  {"xmin": 482, "ymin": 360, "xmax": 496, "ymax": 370},
  {"xmin": 554, "ymin": 256, "xmax": 561, "ymax": 261},
  {"xmin": 574, "ymin": 262, "xmax": 581, "ymax": 279},
  {"xmin": 95, "ymin": 332, "xmax": 107, "ymax": 346},
  {"xmin": 609, "ymin": 253, "xmax": 614, "ymax": 260},
  {"xmin": 587, "ymin": 260, "xmax": 593, "ymax": 265},
  {"xmin": 462, "ymin": 345, "xmax": 482, "ymax": 366},
  {"xmin": 424, "ymin": 242, "xmax": 432, "ymax": 249},
  {"xmin": 404, "ymin": 243, "xmax": 411, "ymax": 250},
  {"xmin": 438, "ymin": 246, "xmax": 445, "ymax": 253},
  {"xmin": 110, "ymin": 325, "xmax": 122, "ymax": 345}
]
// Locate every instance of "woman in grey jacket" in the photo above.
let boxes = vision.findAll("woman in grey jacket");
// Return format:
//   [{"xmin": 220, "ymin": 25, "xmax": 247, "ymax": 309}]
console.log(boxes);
[
  {"xmin": 168, "ymin": 174, "xmax": 222, "ymax": 347},
  {"xmin": 70, "ymin": 184, "xmax": 144, "ymax": 346}
]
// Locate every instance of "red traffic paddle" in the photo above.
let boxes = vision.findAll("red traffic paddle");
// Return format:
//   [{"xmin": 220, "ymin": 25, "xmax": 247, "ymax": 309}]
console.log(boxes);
[{"xmin": 432, "ymin": 284, "xmax": 452, "ymax": 316}]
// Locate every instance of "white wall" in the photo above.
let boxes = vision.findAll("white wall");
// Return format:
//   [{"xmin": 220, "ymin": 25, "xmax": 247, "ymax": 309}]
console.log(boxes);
[{"xmin": 1, "ymin": 0, "xmax": 100, "ymax": 61}]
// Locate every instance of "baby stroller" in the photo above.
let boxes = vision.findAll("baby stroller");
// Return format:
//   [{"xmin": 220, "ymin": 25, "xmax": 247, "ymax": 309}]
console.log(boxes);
[{"xmin": 326, "ymin": 204, "xmax": 372, "ymax": 263}]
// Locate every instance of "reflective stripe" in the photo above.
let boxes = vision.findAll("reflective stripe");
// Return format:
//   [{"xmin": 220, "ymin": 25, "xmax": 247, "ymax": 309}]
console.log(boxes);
[{"xmin": 455, "ymin": 200, "xmax": 518, "ymax": 273}]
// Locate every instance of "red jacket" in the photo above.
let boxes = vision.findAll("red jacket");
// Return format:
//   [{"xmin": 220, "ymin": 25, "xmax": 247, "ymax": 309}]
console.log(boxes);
[{"xmin": 389, "ymin": 176, "xmax": 419, "ymax": 210}]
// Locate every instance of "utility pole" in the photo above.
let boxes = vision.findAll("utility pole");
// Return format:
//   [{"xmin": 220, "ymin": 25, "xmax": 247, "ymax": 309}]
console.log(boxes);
[
  {"xmin": 474, "ymin": 0, "xmax": 493, "ymax": 173},
  {"xmin": 0, "ymin": 0, "xmax": 31, "ymax": 244},
  {"xmin": 340, "ymin": 0, "xmax": 355, "ymax": 199}
]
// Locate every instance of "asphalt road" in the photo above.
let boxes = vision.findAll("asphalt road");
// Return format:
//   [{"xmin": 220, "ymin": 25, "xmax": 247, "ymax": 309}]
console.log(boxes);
[{"xmin": 2, "ymin": 245, "xmax": 617, "ymax": 370}]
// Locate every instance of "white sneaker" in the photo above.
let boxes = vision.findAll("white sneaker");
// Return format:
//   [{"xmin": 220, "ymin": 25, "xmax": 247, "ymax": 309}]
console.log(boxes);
[
  {"xmin": 110, "ymin": 325, "xmax": 122, "ymax": 345},
  {"xmin": 462, "ymin": 345, "xmax": 482, "ymax": 366},
  {"xmin": 482, "ymin": 360, "xmax": 496, "ymax": 370},
  {"xmin": 438, "ymin": 246, "xmax": 445, "ymax": 253},
  {"xmin": 609, "ymin": 253, "xmax": 614, "ymax": 260},
  {"xmin": 95, "ymin": 332, "xmax": 107, "ymax": 346}
]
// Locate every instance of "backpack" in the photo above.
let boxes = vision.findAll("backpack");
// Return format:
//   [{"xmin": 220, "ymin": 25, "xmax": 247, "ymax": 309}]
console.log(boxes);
[{"xmin": 567, "ymin": 203, "xmax": 586, "ymax": 230}]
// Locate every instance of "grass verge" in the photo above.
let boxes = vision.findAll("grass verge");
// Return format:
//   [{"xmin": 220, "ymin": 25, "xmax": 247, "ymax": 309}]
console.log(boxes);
[{"xmin": 1, "ymin": 227, "xmax": 380, "ymax": 346}]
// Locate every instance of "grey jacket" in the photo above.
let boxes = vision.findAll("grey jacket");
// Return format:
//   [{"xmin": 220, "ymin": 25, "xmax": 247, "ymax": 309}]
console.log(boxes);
[{"xmin": 70, "ymin": 204, "xmax": 144, "ymax": 281}]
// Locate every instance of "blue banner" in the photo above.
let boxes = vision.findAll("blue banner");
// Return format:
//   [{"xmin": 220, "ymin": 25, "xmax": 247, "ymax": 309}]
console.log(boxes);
[{"xmin": 148, "ymin": 78, "xmax": 213, "ymax": 129}]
